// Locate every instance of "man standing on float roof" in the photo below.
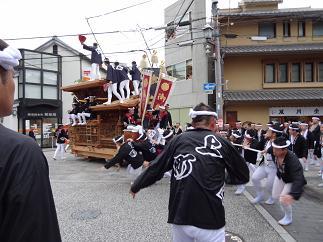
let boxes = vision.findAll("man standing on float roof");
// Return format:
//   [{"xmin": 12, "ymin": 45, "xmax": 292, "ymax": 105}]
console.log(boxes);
[
  {"xmin": 130, "ymin": 103, "xmax": 249, "ymax": 242},
  {"xmin": 82, "ymin": 42, "xmax": 103, "ymax": 80}
]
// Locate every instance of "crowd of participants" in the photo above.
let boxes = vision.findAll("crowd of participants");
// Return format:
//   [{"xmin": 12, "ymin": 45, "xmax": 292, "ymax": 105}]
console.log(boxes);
[{"xmin": 103, "ymin": 112, "xmax": 322, "ymax": 228}]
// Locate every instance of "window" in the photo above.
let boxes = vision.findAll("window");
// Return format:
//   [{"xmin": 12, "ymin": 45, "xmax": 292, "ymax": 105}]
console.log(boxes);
[
  {"xmin": 173, "ymin": 62, "xmax": 186, "ymax": 80},
  {"xmin": 23, "ymin": 51, "xmax": 41, "ymax": 69},
  {"xmin": 265, "ymin": 64, "xmax": 275, "ymax": 83},
  {"xmin": 278, "ymin": 64, "xmax": 288, "ymax": 83},
  {"xmin": 166, "ymin": 66, "xmax": 173, "ymax": 76},
  {"xmin": 283, "ymin": 22, "xmax": 291, "ymax": 37},
  {"xmin": 43, "ymin": 71, "xmax": 58, "ymax": 85},
  {"xmin": 42, "ymin": 54, "xmax": 58, "ymax": 71},
  {"xmin": 43, "ymin": 86, "xmax": 57, "ymax": 100},
  {"xmin": 25, "ymin": 84, "xmax": 41, "ymax": 99},
  {"xmin": 313, "ymin": 21, "xmax": 323, "ymax": 36},
  {"xmin": 319, "ymin": 62, "xmax": 323, "ymax": 82},
  {"xmin": 298, "ymin": 21, "xmax": 306, "ymax": 37},
  {"xmin": 53, "ymin": 45, "xmax": 58, "ymax": 55},
  {"xmin": 186, "ymin": 59, "xmax": 192, "ymax": 79},
  {"xmin": 259, "ymin": 23, "xmax": 276, "ymax": 38},
  {"xmin": 304, "ymin": 63, "xmax": 313, "ymax": 82},
  {"xmin": 291, "ymin": 63, "xmax": 301, "ymax": 82},
  {"xmin": 25, "ymin": 69, "xmax": 41, "ymax": 84},
  {"xmin": 18, "ymin": 84, "xmax": 23, "ymax": 98}
]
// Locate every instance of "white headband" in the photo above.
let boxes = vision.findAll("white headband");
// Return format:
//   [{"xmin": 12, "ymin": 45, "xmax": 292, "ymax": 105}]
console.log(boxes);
[
  {"xmin": 189, "ymin": 109, "xmax": 218, "ymax": 119},
  {"xmin": 232, "ymin": 133, "xmax": 241, "ymax": 138},
  {"xmin": 136, "ymin": 133, "xmax": 147, "ymax": 141},
  {"xmin": 272, "ymin": 140, "xmax": 291, "ymax": 149},
  {"xmin": 244, "ymin": 131, "xmax": 253, "ymax": 139},
  {"xmin": 0, "ymin": 46, "xmax": 22, "ymax": 70},
  {"xmin": 163, "ymin": 131, "xmax": 173, "ymax": 139},
  {"xmin": 112, "ymin": 135, "xmax": 124, "ymax": 143},
  {"xmin": 269, "ymin": 126, "xmax": 283, "ymax": 133}
]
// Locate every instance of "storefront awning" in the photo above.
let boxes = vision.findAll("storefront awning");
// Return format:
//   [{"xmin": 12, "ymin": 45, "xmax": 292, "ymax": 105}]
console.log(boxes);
[{"xmin": 223, "ymin": 89, "xmax": 323, "ymax": 102}]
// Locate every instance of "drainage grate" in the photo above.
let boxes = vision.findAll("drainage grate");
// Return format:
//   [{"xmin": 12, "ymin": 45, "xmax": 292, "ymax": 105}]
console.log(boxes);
[{"xmin": 71, "ymin": 209, "xmax": 101, "ymax": 220}]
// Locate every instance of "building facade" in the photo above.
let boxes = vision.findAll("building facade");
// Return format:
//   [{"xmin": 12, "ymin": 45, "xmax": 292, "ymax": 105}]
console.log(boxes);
[
  {"xmin": 164, "ymin": 0, "xmax": 323, "ymax": 126},
  {"xmin": 220, "ymin": 0, "xmax": 323, "ymax": 126},
  {"xmin": 164, "ymin": 0, "xmax": 211, "ymax": 125},
  {"xmin": 1, "ymin": 37, "xmax": 106, "ymax": 147}
]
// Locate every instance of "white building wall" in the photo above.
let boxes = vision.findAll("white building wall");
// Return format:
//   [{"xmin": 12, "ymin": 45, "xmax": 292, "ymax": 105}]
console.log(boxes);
[{"xmin": 165, "ymin": 0, "xmax": 208, "ymax": 124}]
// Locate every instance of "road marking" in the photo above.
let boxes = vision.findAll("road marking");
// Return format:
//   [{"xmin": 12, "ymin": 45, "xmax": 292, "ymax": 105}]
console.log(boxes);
[{"xmin": 244, "ymin": 190, "xmax": 296, "ymax": 242}]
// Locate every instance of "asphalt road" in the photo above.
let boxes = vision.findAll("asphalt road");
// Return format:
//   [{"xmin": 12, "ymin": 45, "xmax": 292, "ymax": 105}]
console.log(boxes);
[{"xmin": 45, "ymin": 150, "xmax": 284, "ymax": 242}]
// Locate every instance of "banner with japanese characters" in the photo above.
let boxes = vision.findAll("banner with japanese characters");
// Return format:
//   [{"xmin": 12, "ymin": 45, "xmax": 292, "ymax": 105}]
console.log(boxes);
[
  {"xmin": 269, "ymin": 107, "xmax": 323, "ymax": 117},
  {"xmin": 151, "ymin": 75, "xmax": 176, "ymax": 110},
  {"xmin": 139, "ymin": 70, "xmax": 153, "ymax": 118}
]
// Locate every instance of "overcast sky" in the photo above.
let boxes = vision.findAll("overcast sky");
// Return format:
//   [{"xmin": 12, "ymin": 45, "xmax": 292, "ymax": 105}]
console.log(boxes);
[{"xmin": 0, "ymin": 0, "xmax": 322, "ymax": 65}]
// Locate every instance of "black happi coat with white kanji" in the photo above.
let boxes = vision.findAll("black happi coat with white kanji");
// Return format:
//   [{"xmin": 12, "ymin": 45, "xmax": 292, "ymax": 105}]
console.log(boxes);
[
  {"xmin": 0, "ymin": 125, "xmax": 61, "ymax": 242},
  {"xmin": 290, "ymin": 134, "xmax": 308, "ymax": 159},
  {"xmin": 243, "ymin": 138, "xmax": 259, "ymax": 164},
  {"xmin": 131, "ymin": 128, "xmax": 249, "ymax": 230},
  {"xmin": 275, "ymin": 150, "xmax": 306, "ymax": 200},
  {"xmin": 133, "ymin": 139, "xmax": 158, "ymax": 162},
  {"xmin": 104, "ymin": 142, "xmax": 144, "ymax": 170}
]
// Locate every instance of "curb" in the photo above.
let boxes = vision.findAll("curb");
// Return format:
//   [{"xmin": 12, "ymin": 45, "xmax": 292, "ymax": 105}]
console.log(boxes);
[{"xmin": 243, "ymin": 190, "xmax": 296, "ymax": 242}]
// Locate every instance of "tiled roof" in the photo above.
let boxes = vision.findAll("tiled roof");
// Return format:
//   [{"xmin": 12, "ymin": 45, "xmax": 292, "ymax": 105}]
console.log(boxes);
[
  {"xmin": 222, "ymin": 43, "xmax": 323, "ymax": 55},
  {"xmin": 223, "ymin": 89, "xmax": 323, "ymax": 102},
  {"xmin": 219, "ymin": 7, "xmax": 323, "ymax": 17}
]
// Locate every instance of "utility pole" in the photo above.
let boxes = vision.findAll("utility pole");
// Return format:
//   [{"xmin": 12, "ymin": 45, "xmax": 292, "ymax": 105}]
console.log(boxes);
[{"xmin": 212, "ymin": 1, "xmax": 223, "ymax": 122}]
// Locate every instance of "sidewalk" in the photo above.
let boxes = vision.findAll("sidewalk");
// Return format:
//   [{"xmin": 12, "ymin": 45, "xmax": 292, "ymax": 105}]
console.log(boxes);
[{"xmin": 246, "ymin": 164, "xmax": 323, "ymax": 242}]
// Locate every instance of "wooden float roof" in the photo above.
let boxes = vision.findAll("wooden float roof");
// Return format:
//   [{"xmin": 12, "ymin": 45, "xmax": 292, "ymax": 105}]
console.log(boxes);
[
  {"xmin": 90, "ymin": 98, "xmax": 140, "ymax": 112},
  {"xmin": 61, "ymin": 80, "xmax": 106, "ymax": 92}
]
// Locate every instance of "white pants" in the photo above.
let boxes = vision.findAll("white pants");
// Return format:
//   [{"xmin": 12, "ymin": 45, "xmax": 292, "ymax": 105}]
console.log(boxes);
[
  {"xmin": 120, "ymin": 79, "xmax": 130, "ymax": 99},
  {"xmin": 78, "ymin": 112, "xmax": 91, "ymax": 123},
  {"xmin": 54, "ymin": 143, "xmax": 65, "ymax": 159},
  {"xmin": 68, "ymin": 114, "xmax": 77, "ymax": 124},
  {"xmin": 252, "ymin": 163, "xmax": 277, "ymax": 197},
  {"xmin": 127, "ymin": 164, "xmax": 143, "ymax": 178},
  {"xmin": 91, "ymin": 63, "xmax": 101, "ymax": 80},
  {"xmin": 133, "ymin": 80, "xmax": 140, "ymax": 95},
  {"xmin": 272, "ymin": 176, "xmax": 293, "ymax": 218},
  {"xmin": 272, "ymin": 176, "xmax": 292, "ymax": 199},
  {"xmin": 107, "ymin": 83, "xmax": 123, "ymax": 102},
  {"xmin": 172, "ymin": 225, "xmax": 225, "ymax": 242}
]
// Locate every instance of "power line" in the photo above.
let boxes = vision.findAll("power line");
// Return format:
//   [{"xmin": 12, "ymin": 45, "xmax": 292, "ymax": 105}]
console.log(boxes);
[
  {"xmin": 86, "ymin": 0, "xmax": 152, "ymax": 20},
  {"xmin": 4, "ymin": 17, "xmax": 211, "ymax": 42},
  {"xmin": 173, "ymin": 0, "xmax": 187, "ymax": 25}
]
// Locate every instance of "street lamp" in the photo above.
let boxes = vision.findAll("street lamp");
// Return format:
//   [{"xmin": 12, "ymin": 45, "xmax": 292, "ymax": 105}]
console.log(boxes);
[{"xmin": 203, "ymin": 24, "xmax": 214, "ymax": 40}]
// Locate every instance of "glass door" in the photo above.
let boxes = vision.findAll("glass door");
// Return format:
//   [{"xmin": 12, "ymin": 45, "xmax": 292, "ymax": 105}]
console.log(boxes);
[
  {"xmin": 25, "ymin": 118, "xmax": 58, "ymax": 148},
  {"xmin": 42, "ymin": 118, "xmax": 58, "ymax": 148},
  {"xmin": 25, "ymin": 119, "xmax": 42, "ymax": 146}
]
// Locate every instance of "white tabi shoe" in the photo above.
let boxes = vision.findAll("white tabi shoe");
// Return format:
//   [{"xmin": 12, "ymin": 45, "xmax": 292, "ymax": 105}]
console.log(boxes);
[
  {"xmin": 252, "ymin": 193, "xmax": 264, "ymax": 204},
  {"xmin": 72, "ymin": 123, "xmax": 77, "ymax": 126},
  {"xmin": 265, "ymin": 197, "xmax": 275, "ymax": 205},
  {"xmin": 235, "ymin": 185, "xmax": 245, "ymax": 195},
  {"xmin": 278, "ymin": 215, "xmax": 292, "ymax": 226},
  {"xmin": 103, "ymin": 101, "xmax": 111, "ymax": 105}
]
